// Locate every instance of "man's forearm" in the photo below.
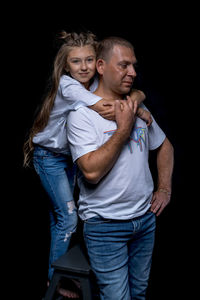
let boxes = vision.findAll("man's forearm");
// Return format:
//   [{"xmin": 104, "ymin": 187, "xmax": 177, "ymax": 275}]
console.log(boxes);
[
  {"xmin": 77, "ymin": 128, "xmax": 128, "ymax": 184},
  {"xmin": 150, "ymin": 137, "xmax": 174, "ymax": 216},
  {"xmin": 77, "ymin": 98, "xmax": 136, "ymax": 184},
  {"xmin": 157, "ymin": 137, "xmax": 174, "ymax": 192}
]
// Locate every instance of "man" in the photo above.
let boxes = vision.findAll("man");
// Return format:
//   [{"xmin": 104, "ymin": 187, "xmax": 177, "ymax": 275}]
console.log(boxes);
[{"xmin": 67, "ymin": 36, "xmax": 174, "ymax": 300}]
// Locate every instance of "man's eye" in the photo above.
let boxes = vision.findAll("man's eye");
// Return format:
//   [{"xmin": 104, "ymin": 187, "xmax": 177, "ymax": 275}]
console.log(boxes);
[
  {"xmin": 87, "ymin": 58, "xmax": 94, "ymax": 62},
  {"xmin": 120, "ymin": 64, "xmax": 127, "ymax": 69}
]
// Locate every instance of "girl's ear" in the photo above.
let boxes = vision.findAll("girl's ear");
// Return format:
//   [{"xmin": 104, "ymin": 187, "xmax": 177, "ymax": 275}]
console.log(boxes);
[
  {"xmin": 65, "ymin": 66, "xmax": 69, "ymax": 73},
  {"xmin": 65, "ymin": 61, "xmax": 70, "ymax": 73},
  {"xmin": 96, "ymin": 59, "xmax": 106, "ymax": 75}
]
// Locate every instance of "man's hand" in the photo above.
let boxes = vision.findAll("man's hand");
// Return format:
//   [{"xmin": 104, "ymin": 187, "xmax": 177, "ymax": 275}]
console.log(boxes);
[
  {"xmin": 150, "ymin": 138, "xmax": 174, "ymax": 216},
  {"xmin": 76, "ymin": 96, "xmax": 137, "ymax": 184},
  {"xmin": 90, "ymin": 96, "xmax": 138, "ymax": 123},
  {"xmin": 115, "ymin": 96, "xmax": 137, "ymax": 139},
  {"xmin": 150, "ymin": 189, "xmax": 171, "ymax": 216}
]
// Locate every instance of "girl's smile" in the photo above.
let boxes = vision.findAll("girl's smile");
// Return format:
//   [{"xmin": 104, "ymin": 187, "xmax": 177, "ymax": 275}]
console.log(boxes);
[{"xmin": 67, "ymin": 45, "xmax": 96, "ymax": 89}]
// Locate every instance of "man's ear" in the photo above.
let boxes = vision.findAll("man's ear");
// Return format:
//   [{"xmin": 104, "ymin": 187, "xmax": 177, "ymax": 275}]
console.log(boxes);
[{"xmin": 96, "ymin": 59, "xmax": 106, "ymax": 75}]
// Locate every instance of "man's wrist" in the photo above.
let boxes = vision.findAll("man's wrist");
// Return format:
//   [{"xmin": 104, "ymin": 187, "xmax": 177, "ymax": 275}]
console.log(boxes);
[
  {"xmin": 116, "ymin": 127, "xmax": 131, "ymax": 140},
  {"xmin": 157, "ymin": 188, "xmax": 171, "ymax": 196}
]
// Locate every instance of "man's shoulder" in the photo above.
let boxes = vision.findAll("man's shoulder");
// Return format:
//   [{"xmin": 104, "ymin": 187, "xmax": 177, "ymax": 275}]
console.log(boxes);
[
  {"xmin": 68, "ymin": 106, "xmax": 91, "ymax": 115},
  {"xmin": 68, "ymin": 106, "xmax": 96, "ymax": 123}
]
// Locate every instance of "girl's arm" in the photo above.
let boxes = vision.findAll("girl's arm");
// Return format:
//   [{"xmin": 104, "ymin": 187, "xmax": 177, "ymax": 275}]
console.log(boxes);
[
  {"xmin": 90, "ymin": 89, "xmax": 152, "ymax": 126},
  {"xmin": 63, "ymin": 76, "xmax": 151, "ymax": 124},
  {"xmin": 130, "ymin": 89, "xmax": 146, "ymax": 105},
  {"xmin": 137, "ymin": 107, "xmax": 153, "ymax": 126},
  {"xmin": 89, "ymin": 99, "xmax": 115, "ymax": 120},
  {"xmin": 130, "ymin": 89, "xmax": 152, "ymax": 126},
  {"xmin": 90, "ymin": 89, "xmax": 146, "ymax": 120}
]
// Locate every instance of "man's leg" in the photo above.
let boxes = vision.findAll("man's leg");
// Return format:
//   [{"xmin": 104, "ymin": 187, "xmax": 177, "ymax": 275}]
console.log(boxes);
[
  {"xmin": 84, "ymin": 216, "xmax": 132, "ymax": 300},
  {"xmin": 128, "ymin": 212, "xmax": 156, "ymax": 299}
]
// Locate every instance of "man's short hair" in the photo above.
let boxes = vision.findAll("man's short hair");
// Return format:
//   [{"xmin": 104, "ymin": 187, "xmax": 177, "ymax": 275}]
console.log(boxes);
[{"xmin": 96, "ymin": 36, "xmax": 135, "ymax": 62}]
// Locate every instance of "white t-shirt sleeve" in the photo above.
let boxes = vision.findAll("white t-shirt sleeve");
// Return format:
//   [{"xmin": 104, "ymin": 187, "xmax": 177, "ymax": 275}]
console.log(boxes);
[
  {"xmin": 60, "ymin": 75, "xmax": 102, "ymax": 111},
  {"xmin": 140, "ymin": 104, "xmax": 166, "ymax": 150},
  {"xmin": 148, "ymin": 116, "xmax": 166, "ymax": 150},
  {"xmin": 67, "ymin": 108, "xmax": 98, "ymax": 162}
]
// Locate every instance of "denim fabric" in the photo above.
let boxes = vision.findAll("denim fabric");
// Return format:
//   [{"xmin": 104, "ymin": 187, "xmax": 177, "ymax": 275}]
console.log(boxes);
[
  {"xmin": 84, "ymin": 212, "xmax": 156, "ymax": 300},
  {"xmin": 33, "ymin": 146, "xmax": 78, "ymax": 280}
]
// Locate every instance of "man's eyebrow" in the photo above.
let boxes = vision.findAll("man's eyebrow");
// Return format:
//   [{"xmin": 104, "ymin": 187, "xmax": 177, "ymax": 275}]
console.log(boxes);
[{"xmin": 118, "ymin": 60, "xmax": 138, "ymax": 65}]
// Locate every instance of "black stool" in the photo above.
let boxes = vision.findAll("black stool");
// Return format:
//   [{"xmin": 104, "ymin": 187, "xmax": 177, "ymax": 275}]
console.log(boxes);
[{"xmin": 44, "ymin": 244, "xmax": 93, "ymax": 300}]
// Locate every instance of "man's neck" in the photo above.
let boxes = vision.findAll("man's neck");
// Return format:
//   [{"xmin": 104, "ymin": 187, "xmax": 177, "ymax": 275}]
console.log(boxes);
[{"xmin": 94, "ymin": 81, "xmax": 124, "ymax": 100}]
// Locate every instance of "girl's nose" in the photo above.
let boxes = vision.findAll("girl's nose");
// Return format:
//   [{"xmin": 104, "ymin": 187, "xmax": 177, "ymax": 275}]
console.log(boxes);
[{"xmin": 81, "ymin": 61, "xmax": 87, "ymax": 70}]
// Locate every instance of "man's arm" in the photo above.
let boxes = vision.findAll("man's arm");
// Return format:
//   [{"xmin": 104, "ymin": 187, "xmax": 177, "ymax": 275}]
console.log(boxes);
[
  {"xmin": 150, "ymin": 137, "xmax": 174, "ymax": 216},
  {"xmin": 77, "ymin": 97, "xmax": 137, "ymax": 184}
]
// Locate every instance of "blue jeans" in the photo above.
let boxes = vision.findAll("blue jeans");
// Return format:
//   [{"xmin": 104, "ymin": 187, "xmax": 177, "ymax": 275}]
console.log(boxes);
[
  {"xmin": 84, "ymin": 212, "xmax": 156, "ymax": 300},
  {"xmin": 33, "ymin": 146, "xmax": 78, "ymax": 280}
]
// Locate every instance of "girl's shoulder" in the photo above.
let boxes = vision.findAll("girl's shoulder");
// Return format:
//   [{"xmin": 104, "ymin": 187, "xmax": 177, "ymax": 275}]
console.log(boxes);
[
  {"xmin": 60, "ymin": 74, "xmax": 82, "ymax": 87},
  {"xmin": 89, "ymin": 75, "xmax": 99, "ymax": 92}
]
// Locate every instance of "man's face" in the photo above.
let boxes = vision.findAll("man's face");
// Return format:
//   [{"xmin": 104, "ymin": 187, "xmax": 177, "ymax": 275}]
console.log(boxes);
[{"xmin": 100, "ymin": 45, "xmax": 137, "ymax": 97}]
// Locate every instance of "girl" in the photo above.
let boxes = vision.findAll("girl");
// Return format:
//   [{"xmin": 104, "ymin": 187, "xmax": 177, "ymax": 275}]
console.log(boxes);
[{"xmin": 23, "ymin": 31, "xmax": 151, "ymax": 298}]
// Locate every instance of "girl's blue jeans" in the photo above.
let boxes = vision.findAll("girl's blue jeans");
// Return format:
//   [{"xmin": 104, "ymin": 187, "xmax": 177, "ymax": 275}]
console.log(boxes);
[
  {"xmin": 84, "ymin": 212, "xmax": 156, "ymax": 300},
  {"xmin": 33, "ymin": 146, "xmax": 78, "ymax": 280}
]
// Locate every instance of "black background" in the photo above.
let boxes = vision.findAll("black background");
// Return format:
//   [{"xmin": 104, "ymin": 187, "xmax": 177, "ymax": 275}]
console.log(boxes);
[{"xmin": 6, "ymin": 3, "xmax": 196, "ymax": 299}]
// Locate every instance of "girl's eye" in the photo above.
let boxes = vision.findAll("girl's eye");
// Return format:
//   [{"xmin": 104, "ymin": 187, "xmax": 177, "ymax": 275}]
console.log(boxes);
[
  {"xmin": 71, "ymin": 59, "xmax": 80, "ymax": 64},
  {"xmin": 87, "ymin": 58, "xmax": 94, "ymax": 62}
]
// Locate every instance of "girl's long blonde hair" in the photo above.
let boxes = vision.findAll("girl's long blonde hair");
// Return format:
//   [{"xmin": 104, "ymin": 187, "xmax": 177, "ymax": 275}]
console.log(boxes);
[{"xmin": 23, "ymin": 31, "xmax": 98, "ymax": 167}]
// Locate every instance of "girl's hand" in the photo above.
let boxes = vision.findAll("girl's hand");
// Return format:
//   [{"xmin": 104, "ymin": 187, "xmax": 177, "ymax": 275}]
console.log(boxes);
[
  {"xmin": 137, "ymin": 107, "xmax": 153, "ymax": 126},
  {"xmin": 130, "ymin": 89, "xmax": 146, "ymax": 105},
  {"xmin": 90, "ymin": 99, "xmax": 115, "ymax": 120}
]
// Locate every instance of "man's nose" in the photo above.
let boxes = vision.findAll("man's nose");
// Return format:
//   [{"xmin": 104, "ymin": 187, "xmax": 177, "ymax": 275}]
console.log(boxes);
[{"xmin": 127, "ymin": 65, "xmax": 137, "ymax": 77}]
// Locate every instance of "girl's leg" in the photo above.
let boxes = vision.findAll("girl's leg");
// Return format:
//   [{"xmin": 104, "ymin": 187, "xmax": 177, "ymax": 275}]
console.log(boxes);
[{"xmin": 33, "ymin": 147, "xmax": 78, "ymax": 280}]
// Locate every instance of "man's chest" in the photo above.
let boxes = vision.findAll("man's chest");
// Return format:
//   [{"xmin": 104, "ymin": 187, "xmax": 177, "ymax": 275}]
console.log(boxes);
[{"xmin": 95, "ymin": 117, "xmax": 148, "ymax": 154}]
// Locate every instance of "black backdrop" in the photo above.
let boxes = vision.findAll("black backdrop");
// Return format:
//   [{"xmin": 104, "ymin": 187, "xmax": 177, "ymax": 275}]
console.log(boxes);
[{"xmin": 8, "ymin": 3, "xmax": 196, "ymax": 299}]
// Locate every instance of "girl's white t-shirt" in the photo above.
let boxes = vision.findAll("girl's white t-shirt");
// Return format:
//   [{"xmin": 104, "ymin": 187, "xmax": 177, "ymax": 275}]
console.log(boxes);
[{"xmin": 33, "ymin": 75, "xmax": 101, "ymax": 154}]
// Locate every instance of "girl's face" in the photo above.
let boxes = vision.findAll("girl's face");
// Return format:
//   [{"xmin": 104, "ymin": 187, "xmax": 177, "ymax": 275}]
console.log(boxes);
[{"xmin": 66, "ymin": 45, "xmax": 96, "ymax": 89}]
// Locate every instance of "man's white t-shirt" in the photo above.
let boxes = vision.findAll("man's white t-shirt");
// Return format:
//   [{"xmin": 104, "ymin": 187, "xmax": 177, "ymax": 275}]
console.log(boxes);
[{"xmin": 67, "ymin": 104, "xmax": 166, "ymax": 220}]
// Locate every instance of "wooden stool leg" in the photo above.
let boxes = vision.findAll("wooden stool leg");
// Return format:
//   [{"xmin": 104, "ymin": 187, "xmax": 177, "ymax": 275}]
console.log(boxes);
[{"xmin": 44, "ymin": 272, "xmax": 60, "ymax": 300}]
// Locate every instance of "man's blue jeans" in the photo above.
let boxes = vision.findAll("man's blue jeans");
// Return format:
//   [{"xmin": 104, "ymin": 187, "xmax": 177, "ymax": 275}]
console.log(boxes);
[
  {"xmin": 33, "ymin": 146, "xmax": 78, "ymax": 280},
  {"xmin": 84, "ymin": 212, "xmax": 156, "ymax": 300}
]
